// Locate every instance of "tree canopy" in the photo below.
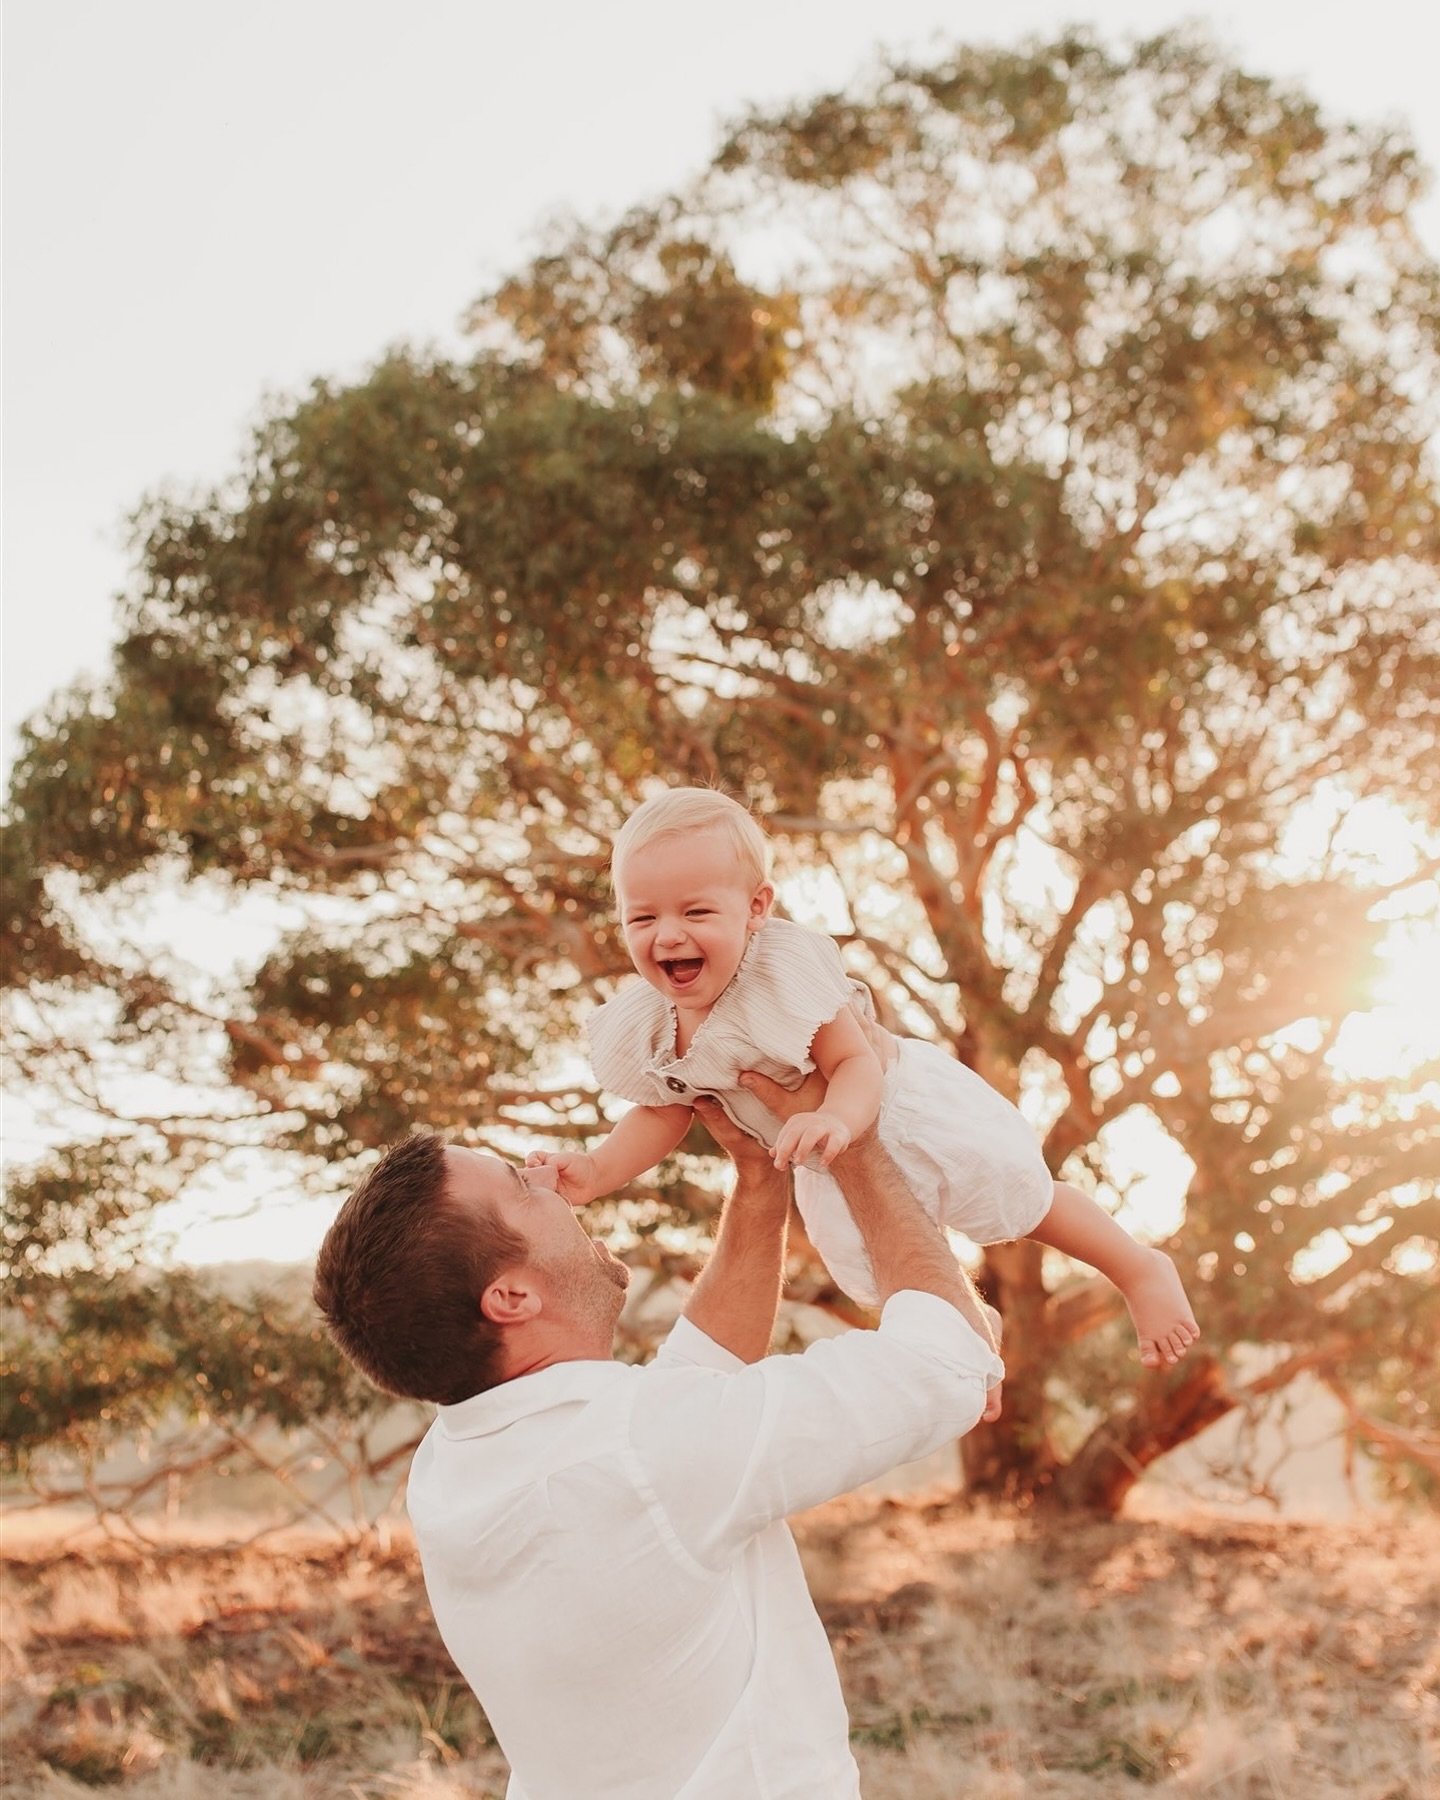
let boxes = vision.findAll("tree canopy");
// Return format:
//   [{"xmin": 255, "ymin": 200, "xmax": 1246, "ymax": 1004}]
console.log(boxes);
[{"xmin": 5, "ymin": 28, "xmax": 1438, "ymax": 1513}]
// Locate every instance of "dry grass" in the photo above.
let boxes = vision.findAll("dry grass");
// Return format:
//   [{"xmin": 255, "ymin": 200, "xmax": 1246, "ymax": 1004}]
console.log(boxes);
[
  {"xmin": 2, "ymin": 1501, "xmax": 1435, "ymax": 1798},
  {"xmin": 798, "ymin": 1497, "xmax": 1437, "ymax": 1797}
]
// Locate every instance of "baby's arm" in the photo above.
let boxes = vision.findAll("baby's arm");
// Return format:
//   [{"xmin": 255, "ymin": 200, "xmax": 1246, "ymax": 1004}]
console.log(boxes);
[
  {"xmin": 527, "ymin": 1103, "xmax": 693, "ymax": 1206},
  {"xmin": 771, "ymin": 1009, "xmax": 885, "ymax": 1171}
]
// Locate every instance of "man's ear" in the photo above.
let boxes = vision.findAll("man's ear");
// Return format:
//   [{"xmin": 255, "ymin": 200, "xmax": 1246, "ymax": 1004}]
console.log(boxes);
[
  {"xmin": 748, "ymin": 882, "xmax": 775, "ymax": 930},
  {"xmin": 480, "ymin": 1272, "xmax": 542, "ymax": 1327}
]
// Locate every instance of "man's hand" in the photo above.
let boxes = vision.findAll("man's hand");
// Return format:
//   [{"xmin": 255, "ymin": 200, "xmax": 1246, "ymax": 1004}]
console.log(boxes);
[
  {"xmin": 772, "ymin": 1109, "xmax": 851, "ymax": 1171},
  {"xmin": 693, "ymin": 1097, "xmax": 779, "ymax": 1182},
  {"xmin": 978, "ymin": 1301, "xmax": 1004, "ymax": 1421},
  {"xmin": 735, "ymin": 1065, "xmax": 831, "ymax": 1126},
  {"xmin": 524, "ymin": 1149, "xmax": 601, "ymax": 1208}
]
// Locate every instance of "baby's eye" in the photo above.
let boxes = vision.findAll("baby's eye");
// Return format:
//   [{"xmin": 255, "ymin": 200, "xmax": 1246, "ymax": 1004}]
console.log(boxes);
[{"xmin": 626, "ymin": 915, "xmax": 653, "ymax": 927}]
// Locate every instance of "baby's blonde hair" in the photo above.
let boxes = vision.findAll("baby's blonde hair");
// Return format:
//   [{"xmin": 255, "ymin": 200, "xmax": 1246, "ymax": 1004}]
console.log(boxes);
[{"xmin": 612, "ymin": 786, "xmax": 771, "ymax": 891}]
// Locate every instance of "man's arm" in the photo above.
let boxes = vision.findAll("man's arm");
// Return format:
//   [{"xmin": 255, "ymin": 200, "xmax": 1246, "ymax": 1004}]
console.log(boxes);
[
  {"xmin": 635, "ymin": 1069, "xmax": 1004, "ymax": 1567},
  {"xmin": 678, "ymin": 1097, "xmax": 790, "ymax": 1363},
  {"xmin": 828, "ymin": 1131, "xmax": 998, "ymax": 1350},
  {"xmin": 741, "ymin": 1067, "xmax": 998, "ymax": 1351}
]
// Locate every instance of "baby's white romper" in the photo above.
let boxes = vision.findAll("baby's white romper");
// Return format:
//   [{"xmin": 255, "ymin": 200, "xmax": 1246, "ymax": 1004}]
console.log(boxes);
[{"xmin": 587, "ymin": 918, "xmax": 1054, "ymax": 1306}]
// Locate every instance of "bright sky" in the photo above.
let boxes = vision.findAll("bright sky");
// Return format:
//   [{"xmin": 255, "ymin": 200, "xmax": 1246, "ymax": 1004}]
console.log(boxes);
[
  {"xmin": 5, "ymin": 1, "xmax": 1438, "ymax": 1263},
  {"xmin": 4, "ymin": 0, "xmax": 1439, "ymax": 775}
]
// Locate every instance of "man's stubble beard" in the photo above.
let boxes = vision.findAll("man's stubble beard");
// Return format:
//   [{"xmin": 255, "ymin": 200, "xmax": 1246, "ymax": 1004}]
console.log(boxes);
[{"xmin": 548, "ymin": 1244, "xmax": 629, "ymax": 1334}]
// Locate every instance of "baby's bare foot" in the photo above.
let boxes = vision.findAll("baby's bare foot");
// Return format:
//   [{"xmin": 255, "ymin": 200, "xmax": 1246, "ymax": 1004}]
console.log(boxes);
[{"xmin": 1125, "ymin": 1248, "xmax": 1200, "ymax": 1368}]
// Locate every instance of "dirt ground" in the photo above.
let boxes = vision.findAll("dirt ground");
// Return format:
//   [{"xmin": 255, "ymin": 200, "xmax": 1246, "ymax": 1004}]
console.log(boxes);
[{"xmin": 2, "ymin": 1498, "xmax": 1435, "ymax": 1797}]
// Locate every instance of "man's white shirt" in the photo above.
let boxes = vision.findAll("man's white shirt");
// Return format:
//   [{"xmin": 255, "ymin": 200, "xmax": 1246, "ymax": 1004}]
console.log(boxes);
[{"xmin": 407, "ymin": 1292, "xmax": 1002, "ymax": 1800}]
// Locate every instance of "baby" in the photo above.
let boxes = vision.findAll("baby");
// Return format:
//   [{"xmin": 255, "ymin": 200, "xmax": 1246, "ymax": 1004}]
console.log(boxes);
[{"xmin": 531, "ymin": 787, "xmax": 1199, "ymax": 1368}]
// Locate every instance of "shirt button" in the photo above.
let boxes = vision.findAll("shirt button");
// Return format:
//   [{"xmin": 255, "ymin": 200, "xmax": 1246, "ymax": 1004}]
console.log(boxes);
[{"xmin": 665, "ymin": 1076, "xmax": 688, "ymax": 1094}]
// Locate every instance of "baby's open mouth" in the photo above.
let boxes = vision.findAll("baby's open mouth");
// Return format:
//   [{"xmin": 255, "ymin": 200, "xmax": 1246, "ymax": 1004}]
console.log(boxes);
[{"xmin": 660, "ymin": 958, "xmax": 704, "ymax": 988}]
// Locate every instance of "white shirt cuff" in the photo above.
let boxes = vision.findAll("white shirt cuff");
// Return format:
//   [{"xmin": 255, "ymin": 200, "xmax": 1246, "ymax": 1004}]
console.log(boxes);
[
  {"xmin": 878, "ymin": 1289, "xmax": 1004, "ymax": 1386},
  {"xmin": 654, "ymin": 1313, "xmax": 747, "ymax": 1373}
]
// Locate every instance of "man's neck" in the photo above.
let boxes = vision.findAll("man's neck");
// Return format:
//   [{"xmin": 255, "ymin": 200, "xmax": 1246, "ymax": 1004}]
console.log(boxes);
[{"xmin": 499, "ymin": 1327, "xmax": 616, "ymax": 1382}]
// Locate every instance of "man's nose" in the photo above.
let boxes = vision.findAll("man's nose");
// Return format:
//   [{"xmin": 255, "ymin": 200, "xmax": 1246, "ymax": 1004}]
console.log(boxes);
[{"xmin": 522, "ymin": 1160, "xmax": 561, "ymax": 1194}]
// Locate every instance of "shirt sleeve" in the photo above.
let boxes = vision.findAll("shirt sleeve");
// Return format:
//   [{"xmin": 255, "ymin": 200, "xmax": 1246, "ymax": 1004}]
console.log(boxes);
[
  {"xmin": 730, "ymin": 921, "xmax": 859, "ymax": 1073},
  {"xmin": 585, "ymin": 982, "xmax": 667, "ymax": 1105},
  {"xmin": 651, "ymin": 1315, "xmax": 745, "ymax": 1374},
  {"xmin": 630, "ymin": 1292, "xmax": 1002, "ymax": 1569}
]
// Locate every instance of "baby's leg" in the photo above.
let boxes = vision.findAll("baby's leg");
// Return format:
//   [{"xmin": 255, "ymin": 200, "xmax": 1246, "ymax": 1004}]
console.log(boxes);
[{"xmin": 1031, "ymin": 1183, "xmax": 1199, "ymax": 1368}]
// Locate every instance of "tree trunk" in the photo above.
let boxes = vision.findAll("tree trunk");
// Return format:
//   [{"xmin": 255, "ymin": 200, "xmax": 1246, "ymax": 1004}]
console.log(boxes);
[
  {"xmin": 959, "ymin": 1240, "xmax": 1063, "ymax": 1502},
  {"xmin": 1041, "ymin": 1354, "xmax": 1234, "ymax": 1513}
]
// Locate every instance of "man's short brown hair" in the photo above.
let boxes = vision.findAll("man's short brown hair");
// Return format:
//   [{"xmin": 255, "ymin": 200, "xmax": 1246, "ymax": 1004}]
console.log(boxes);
[{"xmin": 313, "ymin": 1133, "xmax": 526, "ymax": 1405}]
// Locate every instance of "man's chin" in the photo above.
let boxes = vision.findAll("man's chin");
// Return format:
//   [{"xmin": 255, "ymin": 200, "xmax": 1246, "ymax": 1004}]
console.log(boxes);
[{"xmin": 595, "ymin": 1245, "xmax": 630, "ymax": 1289}]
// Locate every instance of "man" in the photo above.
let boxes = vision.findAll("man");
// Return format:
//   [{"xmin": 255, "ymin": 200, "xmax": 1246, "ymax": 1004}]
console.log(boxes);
[{"xmin": 314, "ymin": 1071, "xmax": 1002, "ymax": 1800}]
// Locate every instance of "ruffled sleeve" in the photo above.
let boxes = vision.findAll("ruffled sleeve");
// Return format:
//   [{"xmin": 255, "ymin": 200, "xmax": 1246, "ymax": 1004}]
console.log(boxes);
[
  {"xmin": 585, "ymin": 981, "xmax": 675, "ymax": 1105},
  {"xmin": 720, "ymin": 919, "xmax": 859, "ymax": 1074}
]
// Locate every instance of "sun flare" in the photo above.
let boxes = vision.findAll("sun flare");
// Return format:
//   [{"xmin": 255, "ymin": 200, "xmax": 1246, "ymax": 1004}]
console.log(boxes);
[
  {"xmin": 1332, "ymin": 914, "xmax": 1440, "ymax": 1082},
  {"xmin": 1274, "ymin": 785, "xmax": 1440, "ymax": 1085}
]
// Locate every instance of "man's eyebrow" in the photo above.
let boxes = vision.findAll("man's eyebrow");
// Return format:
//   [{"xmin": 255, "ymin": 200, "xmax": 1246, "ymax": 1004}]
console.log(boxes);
[{"xmin": 508, "ymin": 1164, "xmax": 529, "ymax": 1198}]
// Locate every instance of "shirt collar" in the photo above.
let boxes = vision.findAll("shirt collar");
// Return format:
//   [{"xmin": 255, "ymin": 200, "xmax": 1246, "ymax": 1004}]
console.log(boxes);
[{"xmin": 435, "ymin": 1358, "xmax": 629, "ymax": 1440}]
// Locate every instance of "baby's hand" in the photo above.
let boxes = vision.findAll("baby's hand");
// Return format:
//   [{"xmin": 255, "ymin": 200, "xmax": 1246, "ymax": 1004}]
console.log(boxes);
[
  {"xmin": 524, "ymin": 1149, "xmax": 601, "ymax": 1208},
  {"xmin": 771, "ymin": 1110, "xmax": 852, "ymax": 1171}
]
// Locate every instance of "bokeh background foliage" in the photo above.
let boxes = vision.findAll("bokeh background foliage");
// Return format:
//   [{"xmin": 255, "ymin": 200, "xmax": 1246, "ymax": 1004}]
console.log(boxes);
[{"xmin": 4, "ymin": 29, "xmax": 1437, "ymax": 1518}]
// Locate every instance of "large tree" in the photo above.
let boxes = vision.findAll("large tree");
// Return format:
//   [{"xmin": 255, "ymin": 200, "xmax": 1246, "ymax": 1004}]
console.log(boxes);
[{"xmin": 6, "ymin": 29, "xmax": 1438, "ymax": 1512}]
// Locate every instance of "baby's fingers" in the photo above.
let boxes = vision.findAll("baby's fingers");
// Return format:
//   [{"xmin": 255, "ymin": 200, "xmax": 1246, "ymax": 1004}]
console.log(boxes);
[
  {"xmin": 771, "ymin": 1121, "xmax": 808, "ymax": 1169},
  {"xmin": 810, "ymin": 1121, "xmax": 851, "ymax": 1168},
  {"xmin": 777, "ymin": 1122, "xmax": 830, "ymax": 1169}
]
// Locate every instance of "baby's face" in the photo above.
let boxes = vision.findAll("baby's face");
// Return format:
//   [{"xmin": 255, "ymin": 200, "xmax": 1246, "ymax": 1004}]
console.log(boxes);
[{"xmin": 614, "ymin": 830, "xmax": 773, "ymax": 1016}]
